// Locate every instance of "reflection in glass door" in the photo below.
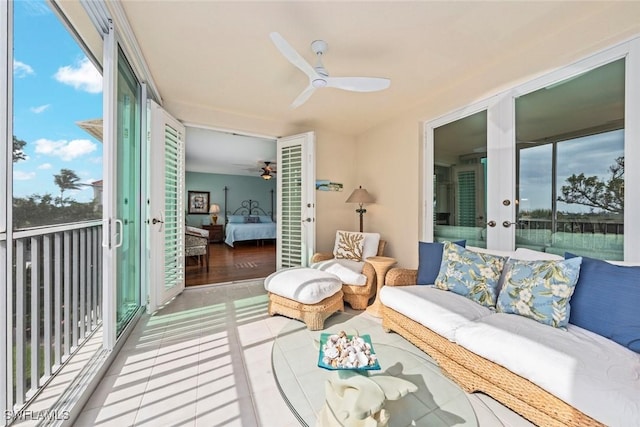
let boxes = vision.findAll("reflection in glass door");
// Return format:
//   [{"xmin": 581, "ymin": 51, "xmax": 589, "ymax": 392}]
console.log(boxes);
[
  {"xmin": 116, "ymin": 49, "xmax": 141, "ymax": 335},
  {"xmin": 433, "ymin": 111, "xmax": 488, "ymax": 248},
  {"xmin": 515, "ymin": 59, "xmax": 625, "ymax": 260}
]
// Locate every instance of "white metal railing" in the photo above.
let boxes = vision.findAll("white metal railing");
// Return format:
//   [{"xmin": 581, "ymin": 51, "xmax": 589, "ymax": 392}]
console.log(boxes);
[{"xmin": 9, "ymin": 221, "xmax": 102, "ymax": 415}]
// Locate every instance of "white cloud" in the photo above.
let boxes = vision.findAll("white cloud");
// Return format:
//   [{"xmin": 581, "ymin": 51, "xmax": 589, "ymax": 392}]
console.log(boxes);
[
  {"xmin": 37, "ymin": 163, "xmax": 52, "ymax": 170},
  {"xmin": 54, "ymin": 57, "xmax": 102, "ymax": 94},
  {"xmin": 14, "ymin": 171, "xmax": 36, "ymax": 181},
  {"xmin": 14, "ymin": 60, "xmax": 34, "ymax": 78},
  {"xmin": 34, "ymin": 138, "xmax": 97, "ymax": 161},
  {"xmin": 30, "ymin": 104, "xmax": 50, "ymax": 114}
]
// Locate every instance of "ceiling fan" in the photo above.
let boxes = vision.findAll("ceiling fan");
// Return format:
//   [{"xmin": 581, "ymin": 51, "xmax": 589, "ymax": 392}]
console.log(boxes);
[
  {"xmin": 270, "ymin": 32, "xmax": 391, "ymax": 108},
  {"xmin": 260, "ymin": 161, "xmax": 276, "ymax": 180}
]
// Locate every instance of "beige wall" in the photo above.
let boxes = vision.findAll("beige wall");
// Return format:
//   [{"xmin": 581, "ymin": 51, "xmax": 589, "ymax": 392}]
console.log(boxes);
[{"xmin": 313, "ymin": 129, "xmax": 358, "ymax": 252}]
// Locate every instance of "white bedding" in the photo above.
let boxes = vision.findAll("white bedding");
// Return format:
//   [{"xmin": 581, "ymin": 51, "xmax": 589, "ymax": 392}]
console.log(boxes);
[{"xmin": 225, "ymin": 222, "xmax": 276, "ymax": 247}]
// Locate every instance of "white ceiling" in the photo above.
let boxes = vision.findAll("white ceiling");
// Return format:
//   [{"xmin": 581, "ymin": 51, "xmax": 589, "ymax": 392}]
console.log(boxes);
[{"xmin": 61, "ymin": 1, "xmax": 640, "ymax": 171}]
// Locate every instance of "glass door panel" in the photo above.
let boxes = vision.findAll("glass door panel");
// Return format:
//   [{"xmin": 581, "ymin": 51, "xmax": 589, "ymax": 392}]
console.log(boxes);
[
  {"xmin": 515, "ymin": 59, "xmax": 625, "ymax": 260},
  {"xmin": 116, "ymin": 49, "xmax": 141, "ymax": 335},
  {"xmin": 433, "ymin": 111, "xmax": 488, "ymax": 248}
]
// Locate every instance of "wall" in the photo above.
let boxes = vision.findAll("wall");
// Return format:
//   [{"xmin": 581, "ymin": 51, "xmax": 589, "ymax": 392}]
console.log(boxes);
[
  {"xmin": 313, "ymin": 129, "xmax": 359, "ymax": 252},
  {"xmin": 185, "ymin": 172, "xmax": 275, "ymax": 227}
]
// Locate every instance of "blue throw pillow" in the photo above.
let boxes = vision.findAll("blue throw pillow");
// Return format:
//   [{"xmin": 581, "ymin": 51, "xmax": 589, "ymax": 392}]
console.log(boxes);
[
  {"xmin": 417, "ymin": 240, "xmax": 466, "ymax": 285},
  {"xmin": 258, "ymin": 215, "xmax": 273, "ymax": 223},
  {"xmin": 566, "ymin": 253, "xmax": 640, "ymax": 353}
]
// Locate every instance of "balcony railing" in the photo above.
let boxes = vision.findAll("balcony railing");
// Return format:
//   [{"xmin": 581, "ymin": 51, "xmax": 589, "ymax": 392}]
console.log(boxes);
[{"xmin": 9, "ymin": 221, "xmax": 103, "ymax": 414}]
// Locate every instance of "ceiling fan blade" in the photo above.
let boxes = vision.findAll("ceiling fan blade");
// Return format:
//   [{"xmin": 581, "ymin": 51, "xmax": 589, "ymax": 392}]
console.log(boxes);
[
  {"xmin": 325, "ymin": 77, "xmax": 391, "ymax": 92},
  {"xmin": 291, "ymin": 85, "xmax": 316, "ymax": 108},
  {"xmin": 269, "ymin": 32, "xmax": 317, "ymax": 79}
]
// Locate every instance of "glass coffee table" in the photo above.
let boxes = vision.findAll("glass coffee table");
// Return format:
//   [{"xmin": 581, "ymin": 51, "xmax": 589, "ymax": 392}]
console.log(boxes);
[{"xmin": 271, "ymin": 312, "xmax": 478, "ymax": 426}]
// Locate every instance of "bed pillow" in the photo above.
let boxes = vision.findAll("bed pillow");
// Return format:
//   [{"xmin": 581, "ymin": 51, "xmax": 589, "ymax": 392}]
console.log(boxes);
[
  {"xmin": 228, "ymin": 215, "xmax": 245, "ymax": 223},
  {"xmin": 258, "ymin": 215, "xmax": 273, "ymax": 223},
  {"xmin": 565, "ymin": 253, "xmax": 640, "ymax": 352},
  {"xmin": 417, "ymin": 240, "xmax": 466, "ymax": 285},
  {"xmin": 245, "ymin": 216, "xmax": 259, "ymax": 224},
  {"xmin": 435, "ymin": 242, "xmax": 507, "ymax": 308},
  {"xmin": 497, "ymin": 257, "xmax": 582, "ymax": 329}
]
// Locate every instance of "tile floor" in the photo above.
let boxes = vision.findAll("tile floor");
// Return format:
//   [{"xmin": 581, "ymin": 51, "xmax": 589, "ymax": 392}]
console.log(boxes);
[{"xmin": 74, "ymin": 280, "xmax": 534, "ymax": 427}]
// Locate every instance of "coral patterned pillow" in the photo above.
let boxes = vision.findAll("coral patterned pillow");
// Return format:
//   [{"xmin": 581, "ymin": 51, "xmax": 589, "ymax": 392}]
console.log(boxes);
[{"xmin": 333, "ymin": 231, "xmax": 365, "ymax": 261}]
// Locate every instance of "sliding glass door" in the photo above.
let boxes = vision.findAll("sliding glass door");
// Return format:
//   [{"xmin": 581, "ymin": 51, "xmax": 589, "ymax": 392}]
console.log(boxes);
[{"xmin": 115, "ymin": 49, "xmax": 142, "ymax": 335}]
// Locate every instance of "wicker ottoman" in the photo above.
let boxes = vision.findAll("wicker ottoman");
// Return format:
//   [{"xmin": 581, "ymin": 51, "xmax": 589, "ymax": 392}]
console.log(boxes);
[{"xmin": 265, "ymin": 267, "xmax": 344, "ymax": 330}]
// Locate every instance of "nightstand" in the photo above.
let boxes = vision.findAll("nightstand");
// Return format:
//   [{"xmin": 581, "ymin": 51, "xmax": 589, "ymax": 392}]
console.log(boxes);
[{"xmin": 202, "ymin": 224, "xmax": 224, "ymax": 243}]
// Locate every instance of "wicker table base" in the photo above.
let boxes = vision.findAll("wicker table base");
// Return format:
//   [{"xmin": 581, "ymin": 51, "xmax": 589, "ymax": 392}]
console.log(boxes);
[{"xmin": 267, "ymin": 290, "xmax": 344, "ymax": 331}]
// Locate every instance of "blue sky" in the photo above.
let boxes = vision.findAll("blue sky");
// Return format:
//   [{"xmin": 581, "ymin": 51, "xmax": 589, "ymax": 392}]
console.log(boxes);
[{"xmin": 12, "ymin": 0, "xmax": 103, "ymax": 203}]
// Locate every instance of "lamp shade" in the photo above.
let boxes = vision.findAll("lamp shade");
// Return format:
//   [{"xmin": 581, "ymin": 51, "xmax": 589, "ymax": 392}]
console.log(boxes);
[
  {"xmin": 209, "ymin": 204, "xmax": 220, "ymax": 214},
  {"xmin": 345, "ymin": 186, "xmax": 374, "ymax": 205}
]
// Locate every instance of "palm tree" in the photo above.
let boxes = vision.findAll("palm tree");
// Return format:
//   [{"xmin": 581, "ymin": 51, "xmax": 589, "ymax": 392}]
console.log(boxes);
[{"xmin": 54, "ymin": 168, "xmax": 83, "ymax": 205}]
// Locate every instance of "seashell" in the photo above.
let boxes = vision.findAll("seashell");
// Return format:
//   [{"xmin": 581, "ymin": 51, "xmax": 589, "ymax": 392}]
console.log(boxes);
[
  {"xmin": 356, "ymin": 351, "xmax": 369, "ymax": 366},
  {"xmin": 325, "ymin": 347, "xmax": 339, "ymax": 359}
]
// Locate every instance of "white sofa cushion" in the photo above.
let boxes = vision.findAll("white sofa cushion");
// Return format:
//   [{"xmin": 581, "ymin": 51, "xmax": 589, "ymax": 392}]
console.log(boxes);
[
  {"xmin": 264, "ymin": 267, "xmax": 342, "ymax": 304},
  {"xmin": 379, "ymin": 285, "xmax": 493, "ymax": 341},
  {"xmin": 454, "ymin": 312, "xmax": 640, "ymax": 426},
  {"xmin": 311, "ymin": 259, "xmax": 367, "ymax": 286}
]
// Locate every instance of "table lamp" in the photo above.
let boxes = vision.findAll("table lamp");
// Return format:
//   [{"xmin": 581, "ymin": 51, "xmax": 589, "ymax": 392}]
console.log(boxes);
[
  {"xmin": 209, "ymin": 204, "xmax": 220, "ymax": 224},
  {"xmin": 345, "ymin": 186, "xmax": 375, "ymax": 232}
]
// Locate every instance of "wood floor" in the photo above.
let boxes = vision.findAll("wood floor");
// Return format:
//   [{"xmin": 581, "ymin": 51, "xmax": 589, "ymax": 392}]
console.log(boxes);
[{"xmin": 185, "ymin": 240, "xmax": 276, "ymax": 286}]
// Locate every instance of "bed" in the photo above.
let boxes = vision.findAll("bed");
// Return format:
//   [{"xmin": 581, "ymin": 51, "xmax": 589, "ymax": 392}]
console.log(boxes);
[{"xmin": 224, "ymin": 196, "xmax": 276, "ymax": 247}]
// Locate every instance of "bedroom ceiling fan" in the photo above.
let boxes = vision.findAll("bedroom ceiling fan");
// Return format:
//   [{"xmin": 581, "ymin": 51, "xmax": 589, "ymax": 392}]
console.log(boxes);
[
  {"xmin": 269, "ymin": 32, "xmax": 391, "ymax": 108},
  {"xmin": 260, "ymin": 161, "xmax": 276, "ymax": 180}
]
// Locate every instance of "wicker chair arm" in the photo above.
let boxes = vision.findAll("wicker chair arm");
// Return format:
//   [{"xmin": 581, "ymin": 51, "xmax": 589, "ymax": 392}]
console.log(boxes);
[
  {"xmin": 362, "ymin": 261, "xmax": 376, "ymax": 284},
  {"xmin": 311, "ymin": 252, "xmax": 334, "ymax": 263},
  {"xmin": 385, "ymin": 268, "xmax": 418, "ymax": 286}
]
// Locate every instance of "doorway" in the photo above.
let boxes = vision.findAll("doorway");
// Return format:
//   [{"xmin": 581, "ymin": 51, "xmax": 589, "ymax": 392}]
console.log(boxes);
[{"xmin": 184, "ymin": 127, "xmax": 278, "ymax": 285}]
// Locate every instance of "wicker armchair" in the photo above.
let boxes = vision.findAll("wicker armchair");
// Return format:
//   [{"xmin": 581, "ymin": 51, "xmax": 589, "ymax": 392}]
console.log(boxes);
[
  {"xmin": 310, "ymin": 240, "xmax": 386, "ymax": 310},
  {"xmin": 185, "ymin": 229, "xmax": 209, "ymax": 271}
]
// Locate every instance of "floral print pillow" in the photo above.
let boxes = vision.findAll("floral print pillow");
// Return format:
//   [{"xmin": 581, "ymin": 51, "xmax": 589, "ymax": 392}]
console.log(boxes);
[
  {"xmin": 434, "ymin": 242, "xmax": 507, "ymax": 308},
  {"xmin": 496, "ymin": 257, "xmax": 583, "ymax": 328}
]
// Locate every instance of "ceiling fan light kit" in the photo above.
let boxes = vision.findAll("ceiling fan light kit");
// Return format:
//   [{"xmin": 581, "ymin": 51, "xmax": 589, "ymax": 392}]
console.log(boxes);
[
  {"xmin": 261, "ymin": 161, "xmax": 275, "ymax": 180},
  {"xmin": 270, "ymin": 32, "xmax": 391, "ymax": 108}
]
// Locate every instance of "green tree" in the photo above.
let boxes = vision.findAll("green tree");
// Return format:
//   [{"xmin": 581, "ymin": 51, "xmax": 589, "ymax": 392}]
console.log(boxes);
[
  {"xmin": 54, "ymin": 168, "xmax": 83, "ymax": 205},
  {"xmin": 558, "ymin": 156, "xmax": 624, "ymax": 214},
  {"xmin": 13, "ymin": 135, "xmax": 26, "ymax": 162}
]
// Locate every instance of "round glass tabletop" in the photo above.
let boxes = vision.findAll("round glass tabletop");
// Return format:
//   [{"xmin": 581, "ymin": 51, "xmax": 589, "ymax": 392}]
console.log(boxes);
[{"xmin": 271, "ymin": 311, "xmax": 478, "ymax": 426}]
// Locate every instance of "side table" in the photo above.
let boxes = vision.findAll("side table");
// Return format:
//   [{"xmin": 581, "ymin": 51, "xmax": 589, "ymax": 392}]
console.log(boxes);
[
  {"xmin": 365, "ymin": 256, "xmax": 397, "ymax": 318},
  {"xmin": 202, "ymin": 224, "xmax": 224, "ymax": 243}
]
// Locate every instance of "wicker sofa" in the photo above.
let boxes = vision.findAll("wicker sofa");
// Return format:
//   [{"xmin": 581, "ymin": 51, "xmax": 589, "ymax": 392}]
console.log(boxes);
[{"xmin": 380, "ymin": 247, "xmax": 639, "ymax": 427}]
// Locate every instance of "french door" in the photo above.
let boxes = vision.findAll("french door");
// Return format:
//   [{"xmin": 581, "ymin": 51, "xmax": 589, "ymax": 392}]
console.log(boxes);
[
  {"xmin": 426, "ymin": 40, "xmax": 640, "ymax": 262},
  {"xmin": 148, "ymin": 100, "xmax": 185, "ymax": 311},
  {"xmin": 276, "ymin": 132, "xmax": 316, "ymax": 268}
]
